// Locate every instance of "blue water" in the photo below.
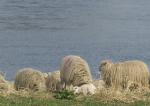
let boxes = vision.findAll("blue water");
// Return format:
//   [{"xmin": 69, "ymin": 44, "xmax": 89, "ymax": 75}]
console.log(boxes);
[{"xmin": 0, "ymin": 0, "xmax": 150, "ymax": 80}]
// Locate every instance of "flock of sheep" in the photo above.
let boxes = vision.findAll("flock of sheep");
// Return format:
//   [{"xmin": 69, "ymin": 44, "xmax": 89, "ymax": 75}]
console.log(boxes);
[{"xmin": 0, "ymin": 55, "xmax": 150, "ymax": 96}]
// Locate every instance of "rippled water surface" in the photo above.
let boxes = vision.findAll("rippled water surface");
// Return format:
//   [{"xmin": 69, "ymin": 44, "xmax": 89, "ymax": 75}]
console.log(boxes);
[{"xmin": 0, "ymin": 0, "xmax": 150, "ymax": 80}]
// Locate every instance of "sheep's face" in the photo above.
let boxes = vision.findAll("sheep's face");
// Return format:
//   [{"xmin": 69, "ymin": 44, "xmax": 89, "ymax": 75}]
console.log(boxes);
[
  {"xmin": 99, "ymin": 60, "xmax": 112, "ymax": 72},
  {"xmin": 29, "ymin": 82, "xmax": 43, "ymax": 91},
  {"xmin": 43, "ymin": 73, "xmax": 49, "ymax": 80},
  {"xmin": 29, "ymin": 77, "xmax": 46, "ymax": 91},
  {"xmin": 29, "ymin": 83, "xmax": 39, "ymax": 91},
  {"xmin": 73, "ymin": 86, "xmax": 80, "ymax": 94}
]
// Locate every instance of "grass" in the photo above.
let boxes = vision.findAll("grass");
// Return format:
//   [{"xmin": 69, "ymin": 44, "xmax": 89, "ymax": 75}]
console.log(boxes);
[
  {"xmin": 0, "ymin": 89, "xmax": 150, "ymax": 106},
  {"xmin": 54, "ymin": 90, "xmax": 75, "ymax": 100},
  {"xmin": 0, "ymin": 94, "xmax": 150, "ymax": 106}
]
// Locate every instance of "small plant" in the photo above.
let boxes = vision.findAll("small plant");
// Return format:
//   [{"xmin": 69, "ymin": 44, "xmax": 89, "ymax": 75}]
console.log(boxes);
[{"xmin": 54, "ymin": 90, "xmax": 75, "ymax": 100}]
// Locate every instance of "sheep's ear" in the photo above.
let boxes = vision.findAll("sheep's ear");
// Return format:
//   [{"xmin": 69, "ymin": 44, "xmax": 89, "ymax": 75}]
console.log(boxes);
[
  {"xmin": 73, "ymin": 86, "xmax": 78, "ymax": 90},
  {"xmin": 101, "ymin": 60, "xmax": 112, "ymax": 66},
  {"xmin": 102, "ymin": 62, "xmax": 107, "ymax": 66},
  {"xmin": 100, "ymin": 61, "xmax": 108, "ymax": 66}
]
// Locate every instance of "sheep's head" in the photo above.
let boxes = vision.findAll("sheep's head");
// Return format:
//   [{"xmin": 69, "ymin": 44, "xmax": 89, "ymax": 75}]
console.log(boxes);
[
  {"xmin": 99, "ymin": 60, "xmax": 113, "ymax": 72},
  {"xmin": 29, "ymin": 77, "xmax": 46, "ymax": 91},
  {"xmin": 43, "ymin": 73, "xmax": 48, "ymax": 80},
  {"xmin": 73, "ymin": 86, "xmax": 80, "ymax": 94}
]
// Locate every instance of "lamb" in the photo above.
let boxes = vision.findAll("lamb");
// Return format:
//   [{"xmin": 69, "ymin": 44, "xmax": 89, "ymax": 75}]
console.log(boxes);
[
  {"xmin": 14, "ymin": 68, "xmax": 46, "ymax": 91},
  {"xmin": 73, "ymin": 83, "xmax": 96, "ymax": 96},
  {"xmin": 99, "ymin": 60, "xmax": 149, "ymax": 90}
]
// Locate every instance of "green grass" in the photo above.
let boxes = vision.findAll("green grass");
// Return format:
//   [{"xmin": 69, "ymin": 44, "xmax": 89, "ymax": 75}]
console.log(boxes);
[
  {"xmin": 54, "ymin": 90, "xmax": 75, "ymax": 100},
  {"xmin": 0, "ymin": 95, "xmax": 150, "ymax": 106}
]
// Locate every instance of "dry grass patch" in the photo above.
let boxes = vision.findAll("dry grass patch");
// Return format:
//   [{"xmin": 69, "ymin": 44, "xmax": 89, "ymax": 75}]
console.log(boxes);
[{"xmin": 92, "ymin": 88, "xmax": 150, "ymax": 103}]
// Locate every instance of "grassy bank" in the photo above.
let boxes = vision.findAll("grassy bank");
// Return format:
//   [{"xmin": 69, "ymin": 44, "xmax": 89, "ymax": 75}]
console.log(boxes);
[
  {"xmin": 0, "ymin": 88, "xmax": 150, "ymax": 106},
  {"xmin": 0, "ymin": 94, "xmax": 150, "ymax": 106}
]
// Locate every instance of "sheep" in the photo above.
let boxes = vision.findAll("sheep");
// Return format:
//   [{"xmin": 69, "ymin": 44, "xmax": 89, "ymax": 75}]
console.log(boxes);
[
  {"xmin": 60, "ymin": 55, "xmax": 92, "ymax": 90},
  {"xmin": 99, "ymin": 60, "xmax": 149, "ymax": 90},
  {"xmin": 14, "ymin": 68, "xmax": 46, "ymax": 91},
  {"xmin": 73, "ymin": 83, "xmax": 96, "ymax": 96},
  {"xmin": 45, "ymin": 70, "xmax": 63, "ymax": 91},
  {"xmin": 0, "ymin": 72, "xmax": 12, "ymax": 92}
]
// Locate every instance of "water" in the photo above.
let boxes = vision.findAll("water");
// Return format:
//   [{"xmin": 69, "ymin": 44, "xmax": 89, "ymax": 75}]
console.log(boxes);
[{"xmin": 0, "ymin": 0, "xmax": 150, "ymax": 80}]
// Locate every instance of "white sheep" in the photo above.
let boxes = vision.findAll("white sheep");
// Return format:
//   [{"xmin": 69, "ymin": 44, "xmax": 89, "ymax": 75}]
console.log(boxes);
[
  {"xmin": 45, "ymin": 70, "xmax": 63, "ymax": 91},
  {"xmin": 99, "ymin": 60, "xmax": 149, "ymax": 90},
  {"xmin": 60, "ymin": 55, "xmax": 92, "ymax": 90},
  {"xmin": 14, "ymin": 68, "xmax": 46, "ymax": 91}
]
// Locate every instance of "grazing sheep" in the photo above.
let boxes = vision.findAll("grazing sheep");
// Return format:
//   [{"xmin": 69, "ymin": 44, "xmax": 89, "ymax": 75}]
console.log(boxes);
[
  {"xmin": 60, "ymin": 55, "xmax": 92, "ymax": 90},
  {"xmin": 45, "ymin": 70, "xmax": 63, "ymax": 91},
  {"xmin": 73, "ymin": 83, "xmax": 96, "ymax": 96},
  {"xmin": 99, "ymin": 60, "xmax": 149, "ymax": 90},
  {"xmin": 14, "ymin": 68, "xmax": 46, "ymax": 91}
]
